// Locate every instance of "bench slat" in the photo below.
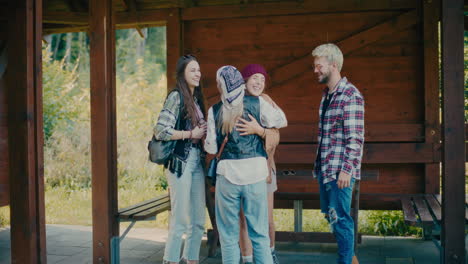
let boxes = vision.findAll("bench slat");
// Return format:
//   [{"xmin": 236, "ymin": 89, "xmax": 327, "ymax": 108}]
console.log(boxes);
[
  {"xmin": 118, "ymin": 194, "xmax": 169, "ymax": 214},
  {"xmin": 119, "ymin": 196, "xmax": 170, "ymax": 219},
  {"xmin": 133, "ymin": 201, "xmax": 171, "ymax": 221},
  {"xmin": 401, "ymin": 197, "xmax": 418, "ymax": 226},
  {"xmin": 413, "ymin": 196, "xmax": 434, "ymax": 225},
  {"xmin": 425, "ymin": 195, "xmax": 442, "ymax": 222}
]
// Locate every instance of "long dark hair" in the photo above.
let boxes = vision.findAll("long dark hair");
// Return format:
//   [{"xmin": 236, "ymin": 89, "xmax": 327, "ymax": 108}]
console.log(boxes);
[{"xmin": 173, "ymin": 55, "xmax": 206, "ymax": 127}]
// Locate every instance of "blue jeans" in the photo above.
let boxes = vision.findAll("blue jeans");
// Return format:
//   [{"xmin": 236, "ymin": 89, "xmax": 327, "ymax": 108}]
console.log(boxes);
[
  {"xmin": 319, "ymin": 176, "xmax": 355, "ymax": 264},
  {"xmin": 163, "ymin": 147, "xmax": 206, "ymax": 262},
  {"xmin": 215, "ymin": 175, "xmax": 272, "ymax": 264}
]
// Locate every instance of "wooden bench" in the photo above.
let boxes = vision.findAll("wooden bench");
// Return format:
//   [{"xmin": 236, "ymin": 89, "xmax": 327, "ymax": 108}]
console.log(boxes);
[
  {"xmin": 205, "ymin": 180, "xmax": 361, "ymax": 257},
  {"xmin": 400, "ymin": 194, "xmax": 468, "ymax": 250},
  {"xmin": 111, "ymin": 193, "xmax": 171, "ymax": 263}
]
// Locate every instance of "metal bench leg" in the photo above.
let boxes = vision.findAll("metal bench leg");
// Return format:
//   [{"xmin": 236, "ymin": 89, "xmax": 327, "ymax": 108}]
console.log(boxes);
[
  {"xmin": 110, "ymin": 220, "xmax": 137, "ymax": 264},
  {"xmin": 120, "ymin": 220, "xmax": 137, "ymax": 242},
  {"xmin": 294, "ymin": 200, "xmax": 303, "ymax": 232},
  {"xmin": 111, "ymin": 236, "xmax": 120, "ymax": 264}
]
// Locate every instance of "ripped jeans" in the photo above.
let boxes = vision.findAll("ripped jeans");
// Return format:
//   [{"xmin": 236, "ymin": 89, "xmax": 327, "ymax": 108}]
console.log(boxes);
[{"xmin": 319, "ymin": 176, "xmax": 355, "ymax": 264}]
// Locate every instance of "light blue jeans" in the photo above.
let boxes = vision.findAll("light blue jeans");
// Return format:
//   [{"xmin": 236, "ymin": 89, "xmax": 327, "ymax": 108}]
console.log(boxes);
[
  {"xmin": 215, "ymin": 175, "xmax": 272, "ymax": 264},
  {"xmin": 163, "ymin": 147, "xmax": 206, "ymax": 262},
  {"xmin": 319, "ymin": 176, "xmax": 355, "ymax": 264}
]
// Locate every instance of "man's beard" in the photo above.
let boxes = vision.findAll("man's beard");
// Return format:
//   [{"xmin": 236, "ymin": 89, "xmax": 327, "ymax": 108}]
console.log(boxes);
[{"xmin": 318, "ymin": 72, "xmax": 330, "ymax": 84}]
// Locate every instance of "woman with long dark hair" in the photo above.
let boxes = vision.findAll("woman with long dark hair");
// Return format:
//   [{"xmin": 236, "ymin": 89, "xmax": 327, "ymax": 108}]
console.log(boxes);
[{"xmin": 154, "ymin": 55, "xmax": 207, "ymax": 264}]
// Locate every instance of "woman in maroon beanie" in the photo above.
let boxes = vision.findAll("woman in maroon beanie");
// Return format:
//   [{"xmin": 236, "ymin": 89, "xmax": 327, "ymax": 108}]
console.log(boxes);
[{"xmin": 236, "ymin": 64, "xmax": 287, "ymax": 264}]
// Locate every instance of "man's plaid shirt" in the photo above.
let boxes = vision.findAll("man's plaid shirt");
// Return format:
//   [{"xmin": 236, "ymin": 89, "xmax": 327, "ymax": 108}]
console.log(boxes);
[{"xmin": 313, "ymin": 77, "xmax": 365, "ymax": 184}]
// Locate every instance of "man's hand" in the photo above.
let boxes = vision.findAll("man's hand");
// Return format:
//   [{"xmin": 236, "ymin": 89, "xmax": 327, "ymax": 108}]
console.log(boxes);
[{"xmin": 337, "ymin": 171, "xmax": 351, "ymax": 189}]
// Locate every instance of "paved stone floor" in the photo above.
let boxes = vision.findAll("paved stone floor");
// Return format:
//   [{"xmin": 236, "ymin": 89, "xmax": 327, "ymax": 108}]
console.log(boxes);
[{"xmin": 0, "ymin": 224, "xmax": 464, "ymax": 264}]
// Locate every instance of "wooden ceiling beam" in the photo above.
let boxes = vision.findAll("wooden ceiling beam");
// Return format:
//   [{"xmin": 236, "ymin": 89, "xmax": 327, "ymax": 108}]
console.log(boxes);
[
  {"xmin": 42, "ymin": 9, "xmax": 172, "ymax": 25},
  {"xmin": 43, "ymin": 11, "xmax": 88, "ymax": 25},
  {"xmin": 65, "ymin": 0, "xmax": 87, "ymax": 12},
  {"xmin": 43, "ymin": 25, "xmax": 89, "ymax": 35},
  {"xmin": 123, "ymin": 0, "xmax": 145, "ymax": 37},
  {"xmin": 182, "ymin": 0, "xmax": 418, "ymax": 21}
]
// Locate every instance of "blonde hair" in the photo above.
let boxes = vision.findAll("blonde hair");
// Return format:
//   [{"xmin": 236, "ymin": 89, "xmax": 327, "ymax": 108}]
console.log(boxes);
[
  {"xmin": 215, "ymin": 76, "xmax": 244, "ymax": 135},
  {"xmin": 311, "ymin": 43, "xmax": 344, "ymax": 71}
]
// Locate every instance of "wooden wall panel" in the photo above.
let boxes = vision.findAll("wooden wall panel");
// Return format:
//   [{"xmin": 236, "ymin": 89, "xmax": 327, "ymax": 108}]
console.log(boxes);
[
  {"xmin": 186, "ymin": 10, "xmax": 424, "ymax": 139},
  {"xmin": 275, "ymin": 164, "xmax": 424, "ymax": 210},
  {"xmin": 184, "ymin": 7, "xmax": 429, "ymax": 210},
  {"xmin": 276, "ymin": 164, "xmax": 424, "ymax": 194},
  {"xmin": 423, "ymin": 0, "xmax": 441, "ymax": 195}
]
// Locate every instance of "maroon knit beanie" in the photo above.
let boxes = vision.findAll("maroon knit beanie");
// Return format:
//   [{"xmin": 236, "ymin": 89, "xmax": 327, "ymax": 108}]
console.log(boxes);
[{"xmin": 241, "ymin": 64, "xmax": 268, "ymax": 81}]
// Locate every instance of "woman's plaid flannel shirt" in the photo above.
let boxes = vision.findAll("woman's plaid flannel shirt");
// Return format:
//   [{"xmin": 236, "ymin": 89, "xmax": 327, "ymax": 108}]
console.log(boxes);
[{"xmin": 313, "ymin": 77, "xmax": 365, "ymax": 184}]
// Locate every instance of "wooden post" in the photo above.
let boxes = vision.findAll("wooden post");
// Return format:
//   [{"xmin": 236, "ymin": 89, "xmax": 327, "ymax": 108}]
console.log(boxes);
[
  {"xmin": 0, "ymin": 40, "xmax": 9, "ymax": 207},
  {"xmin": 441, "ymin": 0, "xmax": 465, "ymax": 263},
  {"xmin": 89, "ymin": 0, "xmax": 119, "ymax": 263},
  {"xmin": 166, "ymin": 8, "xmax": 181, "ymax": 91},
  {"xmin": 423, "ymin": 0, "xmax": 441, "ymax": 195},
  {"xmin": 7, "ymin": 0, "xmax": 46, "ymax": 263}
]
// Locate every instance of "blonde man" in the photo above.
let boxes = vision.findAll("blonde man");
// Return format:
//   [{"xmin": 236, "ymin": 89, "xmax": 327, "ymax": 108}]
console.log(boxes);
[{"xmin": 312, "ymin": 43, "xmax": 364, "ymax": 264}]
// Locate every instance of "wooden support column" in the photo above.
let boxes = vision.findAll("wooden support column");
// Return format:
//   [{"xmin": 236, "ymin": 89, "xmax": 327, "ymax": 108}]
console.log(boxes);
[
  {"xmin": 0, "ymin": 39, "xmax": 9, "ymax": 207},
  {"xmin": 89, "ymin": 0, "xmax": 119, "ymax": 263},
  {"xmin": 423, "ymin": 0, "xmax": 441, "ymax": 194},
  {"xmin": 441, "ymin": 0, "xmax": 465, "ymax": 263},
  {"xmin": 166, "ymin": 8, "xmax": 181, "ymax": 91},
  {"xmin": 7, "ymin": 0, "xmax": 46, "ymax": 263}
]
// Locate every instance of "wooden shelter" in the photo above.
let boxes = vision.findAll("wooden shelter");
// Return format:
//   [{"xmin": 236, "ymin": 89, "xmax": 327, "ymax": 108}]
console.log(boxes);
[{"xmin": 0, "ymin": 0, "xmax": 465, "ymax": 263}]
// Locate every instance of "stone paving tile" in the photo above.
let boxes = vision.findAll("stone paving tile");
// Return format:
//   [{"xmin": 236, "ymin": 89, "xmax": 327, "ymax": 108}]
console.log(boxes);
[
  {"xmin": 53, "ymin": 252, "xmax": 92, "ymax": 264},
  {"xmin": 145, "ymin": 249, "xmax": 165, "ymax": 263},
  {"xmin": 0, "ymin": 240, "xmax": 10, "ymax": 249},
  {"xmin": 412, "ymin": 255, "xmax": 441, "ymax": 264},
  {"xmin": 120, "ymin": 249, "xmax": 155, "ymax": 259},
  {"xmin": 46, "ymin": 254, "xmax": 69, "ymax": 264},
  {"xmin": 120, "ymin": 238, "xmax": 148, "ymax": 250},
  {"xmin": 385, "ymin": 257, "xmax": 415, "ymax": 264},
  {"xmin": 358, "ymin": 255, "xmax": 385, "ymax": 264},
  {"xmin": 2, "ymin": 226, "xmax": 465, "ymax": 264},
  {"xmin": 132, "ymin": 240, "xmax": 165, "ymax": 252},
  {"xmin": 47, "ymin": 245, "xmax": 88, "ymax": 256},
  {"xmin": 0, "ymin": 250, "xmax": 11, "ymax": 264}
]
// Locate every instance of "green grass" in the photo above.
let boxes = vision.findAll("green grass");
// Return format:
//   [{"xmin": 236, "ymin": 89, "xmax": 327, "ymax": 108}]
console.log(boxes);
[{"xmin": 0, "ymin": 186, "xmax": 422, "ymax": 237}]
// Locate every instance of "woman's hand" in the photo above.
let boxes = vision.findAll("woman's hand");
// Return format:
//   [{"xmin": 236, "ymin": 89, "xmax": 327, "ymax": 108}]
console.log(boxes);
[
  {"xmin": 236, "ymin": 114, "xmax": 264, "ymax": 136},
  {"xmin": 191, "ymin": 123, "xmax": 207, "ymax": 139}
]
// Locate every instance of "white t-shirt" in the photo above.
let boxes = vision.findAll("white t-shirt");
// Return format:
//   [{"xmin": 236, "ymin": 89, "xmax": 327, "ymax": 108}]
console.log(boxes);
[{"xmin": 204, "ymin": 96, "xmax": 287, "ymax": 185}]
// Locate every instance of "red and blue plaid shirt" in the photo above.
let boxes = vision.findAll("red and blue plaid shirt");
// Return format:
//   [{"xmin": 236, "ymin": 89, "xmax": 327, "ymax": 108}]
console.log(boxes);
[{"xmin": 313, "ymin": 77, "xmax": 365, "ymax": 184}]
